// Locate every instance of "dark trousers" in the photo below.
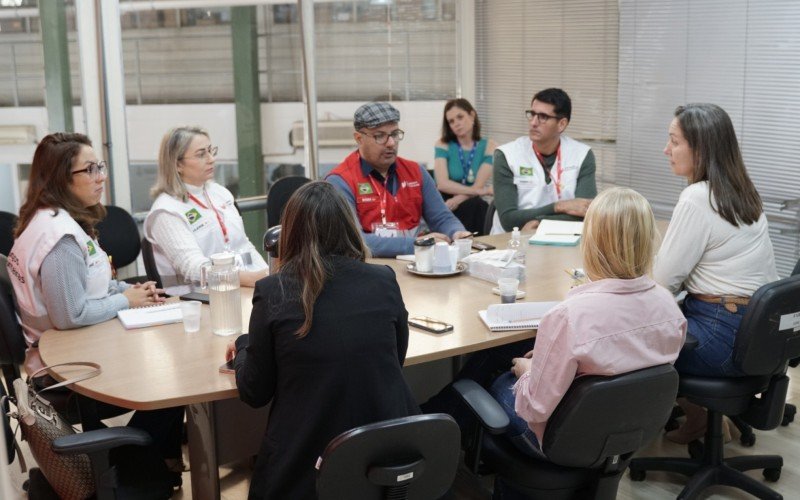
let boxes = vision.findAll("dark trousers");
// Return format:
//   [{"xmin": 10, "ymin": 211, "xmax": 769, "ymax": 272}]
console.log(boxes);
[{"xmin": 442, "ymin": 194, "xmax": 490, "ymax": 235}]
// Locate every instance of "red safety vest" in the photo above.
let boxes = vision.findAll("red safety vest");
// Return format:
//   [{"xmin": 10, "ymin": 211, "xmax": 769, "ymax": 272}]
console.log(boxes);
[{"xmin": 329, "ymin": 151, "xmax": 424, "ymax": 232}]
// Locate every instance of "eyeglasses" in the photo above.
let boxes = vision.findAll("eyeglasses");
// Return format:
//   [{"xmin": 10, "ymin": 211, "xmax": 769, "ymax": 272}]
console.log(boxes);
[
  {"xmin": 525, "ymin": 110, "xmax": 560, "ymax": 123},
  {"xmin": 180, "ymin": 145, "xmax": 218, "ymax": 161},
  {"xmin": 359, "ymin": 129, "xmax": 405, "ymax": 145},
  {"xmin": 71, "ymin": 161, "xmax": 108, "ymax": 178}
]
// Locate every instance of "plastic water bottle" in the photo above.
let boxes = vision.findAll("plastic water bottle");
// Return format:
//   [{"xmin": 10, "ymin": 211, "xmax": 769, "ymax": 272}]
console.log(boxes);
[{"xmin": 508, "ymin": 227, "xmax": 525, "ymax": 266}]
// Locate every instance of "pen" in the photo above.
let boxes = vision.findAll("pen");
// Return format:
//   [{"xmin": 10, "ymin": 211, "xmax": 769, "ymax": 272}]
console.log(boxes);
[{"xmin": 547, "ymin": 233, "xmax": 582, "ymax": 236}]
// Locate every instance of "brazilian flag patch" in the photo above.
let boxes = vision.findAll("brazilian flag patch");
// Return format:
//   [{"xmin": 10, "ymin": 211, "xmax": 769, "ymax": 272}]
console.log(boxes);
[
  {"xmin": 357, "ymin": 182, "xmax": 373, "ymax": 195},
  {"xmin": 185, "ymin": 208, "xmax": 202, "ymax": 224},
  {"xmin": 520, "ymin": 167, "xmax": 534, "ymax": 176},
  {"xmin": 86, "ymin": 240, "xmax": 97, "ymax": 256}
]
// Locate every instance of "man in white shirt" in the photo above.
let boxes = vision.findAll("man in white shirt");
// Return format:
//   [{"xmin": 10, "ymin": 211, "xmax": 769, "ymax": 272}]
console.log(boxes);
[{"xmin": 491, "ymin": 88, "xmax": 597, "ymax": 234}]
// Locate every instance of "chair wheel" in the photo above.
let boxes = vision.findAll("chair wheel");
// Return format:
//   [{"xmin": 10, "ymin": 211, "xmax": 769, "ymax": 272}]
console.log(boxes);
[
  {"xmin": 688, "ymin": 440, "xmax": 704, "ymax": 459},
  {"xmin": 782, "ymin": 410, "xmax": 795, "ymax": 426},
  {"xmin": 629, "ymin": 469, "xmax": 646, "ymax": 481},
  {"xmin": 763, "ymin": 467, "xmax": 781, "ymax": 482},
  {"xmin": 740, "ymin": 432, "xmax": 756, "ymax": 447}
]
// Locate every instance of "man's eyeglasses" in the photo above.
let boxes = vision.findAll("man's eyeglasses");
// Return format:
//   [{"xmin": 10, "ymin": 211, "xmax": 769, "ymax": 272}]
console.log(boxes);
[
  {"xmin": 525, "ymin": 110, "xmax": 560, "ymax": 123},
  {"xmin": 71, "ymin": 161, "xmax": 108, "ymax": 178},
  {"xmin": 180, "ymin": 145, "xmax": 218, "ymax": 161},
  {"xmin": 359, "ymin": 129, "xmax": 405, "ymax": 145}
]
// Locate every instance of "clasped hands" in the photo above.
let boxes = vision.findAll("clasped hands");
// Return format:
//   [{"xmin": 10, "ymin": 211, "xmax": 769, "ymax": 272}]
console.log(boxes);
[{"xmin": 123, "ymin": 280, "xmax": 165, "ymax": 308}]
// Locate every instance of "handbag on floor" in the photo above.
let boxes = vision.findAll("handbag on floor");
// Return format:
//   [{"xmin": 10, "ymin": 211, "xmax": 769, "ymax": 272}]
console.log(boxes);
[{"xmin": 9, "ymin": 362, "xmax": 101, "ymax": 500}]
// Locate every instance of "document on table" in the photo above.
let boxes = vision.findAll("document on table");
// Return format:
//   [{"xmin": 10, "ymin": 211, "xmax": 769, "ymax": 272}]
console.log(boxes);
[
  {"xmin": 117, "ymin": 303, "xmax": 183, "ymax": 330},
  {"xmin": 528, "ymin": 220, "xmax": 584, "ymax": 246}
]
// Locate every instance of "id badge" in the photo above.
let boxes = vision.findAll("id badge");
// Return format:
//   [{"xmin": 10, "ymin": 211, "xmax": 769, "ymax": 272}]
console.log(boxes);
[{"xmin": 372, "ymin": 221, "xmax": 400, "ymax": 237}]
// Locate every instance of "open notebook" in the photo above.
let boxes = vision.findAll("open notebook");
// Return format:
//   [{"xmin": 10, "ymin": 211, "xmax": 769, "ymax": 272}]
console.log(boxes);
[
  {"xmin": 478, "ymin": 301, "xmax": 560, "ymax": 331},
  {"xmin": 528, "ymin": 220, "xmax": 584, "ymax": 246},
  {"xmin": 117, "ymin": 303, "xmax": 183, "ymax": 330}
]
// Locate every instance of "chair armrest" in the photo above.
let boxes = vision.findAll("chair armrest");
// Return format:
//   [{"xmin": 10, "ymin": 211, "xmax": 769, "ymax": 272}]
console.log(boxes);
[
  {"xmin": 52, "ymin": 427, "xmax": 153, "ymax": 455},
  {"xmin": 453, "ymin": 379, "xmax": 510, "ymax": 434}
]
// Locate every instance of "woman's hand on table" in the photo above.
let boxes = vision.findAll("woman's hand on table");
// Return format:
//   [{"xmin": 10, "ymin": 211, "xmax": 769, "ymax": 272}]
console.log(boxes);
[
  {"xmin": 225, "ymin": 341, "xmax": 237, "ymax": 362},
  {"xmin": 123, "ymin": 282, "xmax": 164, "ymax": 308}
]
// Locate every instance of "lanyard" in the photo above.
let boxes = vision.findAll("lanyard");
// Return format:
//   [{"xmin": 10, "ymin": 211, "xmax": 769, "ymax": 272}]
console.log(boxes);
[
  {"xmin": 532, "ymin": 142, "xmax": 563, "ymax": 198},
  {"xmin": 456, "ymin": 143, "xmax": 477, "ymax": 185},
  {"xmin": 188, "ymin": 192, "xmax": 229, "ymax": 243},
  {"xmin": 367, "ymin": 173, "xmax": 397, "ymax": 225}
]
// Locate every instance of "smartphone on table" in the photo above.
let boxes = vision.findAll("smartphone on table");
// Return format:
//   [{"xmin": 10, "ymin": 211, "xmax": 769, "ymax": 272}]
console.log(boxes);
[
  {"xmin": 472, "ymin": 241, "xmax": 496, "ymax": 251},
  {"xmin": 180, "ymin": 292, "xmax": 210, "ymax": 304},
  {"xmin": 408, "ymin": 316, "xmax": 454, "ymax": 334}
]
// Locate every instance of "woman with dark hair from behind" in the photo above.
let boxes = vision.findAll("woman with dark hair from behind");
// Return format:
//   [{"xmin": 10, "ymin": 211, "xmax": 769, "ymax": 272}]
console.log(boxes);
[
  {"xmin": 656, "ymin": 103, "xmax": 778, "ymax": 443},
  {"xmin": 225, "ymin": 181, "xmax": 419, "ymax": 499},
  {"xmin": 7, "ymin": 132, "xmax": 184, "ymax": 477},
  {"xmin": 433, "ymin": 98, "xmax": 497, "ymax": 234}
]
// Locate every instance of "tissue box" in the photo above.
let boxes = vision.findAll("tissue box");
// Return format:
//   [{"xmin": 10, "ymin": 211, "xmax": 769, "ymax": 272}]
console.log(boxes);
[{"xmin": 463, "ymin": 249, "xmax": 526, "ymax": 284}]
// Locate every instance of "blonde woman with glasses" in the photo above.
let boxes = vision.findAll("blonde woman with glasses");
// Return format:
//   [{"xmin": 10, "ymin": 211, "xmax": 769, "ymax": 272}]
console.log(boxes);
[
  {"xmin": 144, "ymin": 126, "xmax": 268, "ymax": 295},
  {"xmin": 487, "ymin": 187, "xmax": 686, "ymax": 463}
]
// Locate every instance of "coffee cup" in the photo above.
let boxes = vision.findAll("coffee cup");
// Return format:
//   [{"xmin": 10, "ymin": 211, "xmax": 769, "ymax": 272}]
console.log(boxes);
[
  {"xmin": 498, "ymin": 278, "xmax": 519, "ymax": 304},
  {"xmin": 455, "ymin": 239, "xmax": 472, "ymax": 260},
  {"xmin": 414, "ymin": 237, "xmax": 435, "ymax": 273},
  {"xmin": 433, "ymin": 242, "xmax": 452, "ymax": 273}
]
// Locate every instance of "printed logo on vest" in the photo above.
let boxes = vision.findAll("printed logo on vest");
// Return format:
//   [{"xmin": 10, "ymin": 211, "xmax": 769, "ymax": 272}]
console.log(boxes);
[
  {"xmin": 86, "ymin": 240, "xmax": 97, "ymax": 256},
  {"xmin": 358, "ymin": 183, "xmax": 374, "ymax": 195},
  {"xmin": 185, "ymin": 208, "xmax": 202, "ymax": 224},
  {"xmin": 519, "ymin": 167, "xmax": 534, "ymax": 176}
]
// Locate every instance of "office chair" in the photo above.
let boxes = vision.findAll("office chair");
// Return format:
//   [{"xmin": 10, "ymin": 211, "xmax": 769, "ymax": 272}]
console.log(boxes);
[
  {"xmin": 0, "ymin": 212, "xmax": 16, "ymax": 257},
  {"xmin": 266, "ymin": 176, "xmax": 310, "ymax": 229},
  {"xmin": 483, "ymin": 201, "xmax": 496, "ymax": 236},
  {"xmin": 96, "ymin": 206, "xmax": 147, "ymax": 284},
  {"xmin": 629, "ymin": 274, "xmax": 800, "ymax": 500},
  {"xmin": 140, "ymin": 236, "xmax": 163, "ymax": 290},
  {"xmin": 454, "ymin": 364, "xmax": 679, "ymax": 499},
  {"xmin": 316, "ymin": 413, "xmax": 460, "ymax": 500}
]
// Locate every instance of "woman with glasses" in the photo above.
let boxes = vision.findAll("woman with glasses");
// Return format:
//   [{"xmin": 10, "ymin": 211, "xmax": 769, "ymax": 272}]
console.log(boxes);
[
  {"xmin": 225, "ymin": 182, "xmax": 418, "ymax": 499},
  {"xmin": 433, "ymin": 98, "xmax": 497, "ymax": 234},
  {"xmin": 144, "ymin": 126, "xmax": 268, "ymax": 295},
  {"xmin": 7, "ymin": 133, "xmax": 184, "ymax": 474},
  {"xmin": 656, "ymin": 104, "xmax": 778, "ymax": 444}
]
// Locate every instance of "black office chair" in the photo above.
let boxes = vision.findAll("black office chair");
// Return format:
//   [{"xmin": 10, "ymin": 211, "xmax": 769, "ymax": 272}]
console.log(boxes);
[
  {"xmin": 483, "ymin": 201, "xmax": 496, "ymax": 235},
  {"xmin": 0, "ymin": 211, "xmax": 17, "ymax": 257},
  {"xmin": 140, "ymin": 236, "xmax": 163, "ymax": 290},
  {"xmin": 266, "ymin": 176, "xmax": 310, "ymax": 228},
  {"xmin": 96, "ymin": 206, "xmax": 146, "ymax": 284},
  {"xmin": 454, "ymin": 364, "xmax": 679, "ymax": 499},
  {"xmin": 316, "ymin": 413, "xmax": 461, "ymax": 500},
  {"xmin": 629, "ymin": 275, "xmax": 800, "ymax": 500}
]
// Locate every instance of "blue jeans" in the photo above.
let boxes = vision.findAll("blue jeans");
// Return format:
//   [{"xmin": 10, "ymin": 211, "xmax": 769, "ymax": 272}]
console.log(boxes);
[
  {"xmin": 489, "ymin": 371, "xmax": 546, "ymax": 459},
  {"xmin": 674, "ymin": 295, "xmax": 747, "ymax": 377}
]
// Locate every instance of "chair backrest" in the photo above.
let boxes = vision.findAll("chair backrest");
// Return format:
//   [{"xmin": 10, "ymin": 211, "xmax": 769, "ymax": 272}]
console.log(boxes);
[
  {"xmin": 316, "ymin": 413, "xmax": 461, "ymax": 500},
  {"xmin": 140, "ymin": 237, "xmax": 163, "ymax": 290},
  {"xmin": 96, "ymin": 206, "xmax": 141, "ymax": 269},
  {"xmin": 0, "ymin": 255, "xmax": 26, "ymax": 395},
  {"xmin": 266, "ymin": 176, "xmax": 310, "ymax": 228},
  {"xmin": 792, "ymin": 258, "xmax": 800, "ymax": 277},
  {"xmin": 483, "ymin": 201, "xmax": 496, "ymax": 235},
  {"xmin": 542, "ymin": 364, "xmax": 678, "ymax": 469},
  {"xmin": 0, "ymin": 212, "xmax": 17, "ymax": 257},
  {"xmin": 735, "ymin": 274, "xmax": 800, "ymax": 376}
]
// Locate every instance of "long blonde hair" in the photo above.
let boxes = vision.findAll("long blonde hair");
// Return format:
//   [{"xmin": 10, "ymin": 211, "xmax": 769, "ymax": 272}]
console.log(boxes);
[
  {"xmin": 150, "ymin": 126, "xmax": 208, "ymax": 201},
  {"xmin": 581, "ymin": 187, "xmax": 656, "ymax": 281}
]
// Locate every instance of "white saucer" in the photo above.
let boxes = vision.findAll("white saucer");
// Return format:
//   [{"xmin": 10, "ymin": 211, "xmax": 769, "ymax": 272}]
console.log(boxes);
[{"xmin": 491, "ymin": 287, "xmax": 526, "ymax": 299}]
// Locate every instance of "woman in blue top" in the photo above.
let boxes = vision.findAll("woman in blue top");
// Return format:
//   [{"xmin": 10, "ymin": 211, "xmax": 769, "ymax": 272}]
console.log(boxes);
[{"xmin": 434, "ymin": 98, "xmax": 496, "ymax": 234}]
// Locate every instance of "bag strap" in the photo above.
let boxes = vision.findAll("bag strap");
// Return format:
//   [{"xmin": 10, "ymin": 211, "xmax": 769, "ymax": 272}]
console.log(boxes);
[{"xmin": 28, "ymin": 362, "xmax": 102, "ymax": 394}]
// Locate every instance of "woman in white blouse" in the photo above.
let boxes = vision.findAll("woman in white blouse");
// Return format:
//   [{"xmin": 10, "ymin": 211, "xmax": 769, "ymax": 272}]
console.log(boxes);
[
  {"xmin": 144, "ymin": 126, "xmax": 268, "ymax": 296},
  {"xmin": 655, "ymin": 103, "xmax": 778, "ymax": 443}
]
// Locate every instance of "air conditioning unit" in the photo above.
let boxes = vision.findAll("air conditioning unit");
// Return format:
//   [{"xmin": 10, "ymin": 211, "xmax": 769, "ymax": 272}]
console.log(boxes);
[
  {"xmin": 289, "ymin": 120, "xmax": 356, "ymax": 148},
  {"xmin": 0, "ymin": 125, "xmax": 36, "ymax": 145}
]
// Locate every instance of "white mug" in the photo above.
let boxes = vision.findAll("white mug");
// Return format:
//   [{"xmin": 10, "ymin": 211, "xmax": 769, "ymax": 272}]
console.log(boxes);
[{"xmin": 433, "ymin": 242, "xmax": 452, "ymax": 273}]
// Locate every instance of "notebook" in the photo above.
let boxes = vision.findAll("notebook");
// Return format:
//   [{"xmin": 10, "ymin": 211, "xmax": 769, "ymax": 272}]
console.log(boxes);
[
  {"xmin": 117, "ymin": 303, "xmax": 183, "ymax": 330},
  {"xmin": 478, "ymin": 301, "xmax": 560, "ymax": 331},
  {"xmin": 528, "ymin": 220, "xmax": 584, "ymax": 246}
]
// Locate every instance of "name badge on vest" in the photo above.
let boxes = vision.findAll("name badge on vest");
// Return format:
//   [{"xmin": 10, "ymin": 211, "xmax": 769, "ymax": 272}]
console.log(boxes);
[
  {"xmin": 516, "ymin": 166, "xmax": 536, "ymax": 187},
  {"xmin": 372, "ymin": 222, "xmax": 400, "ymax": 237}
]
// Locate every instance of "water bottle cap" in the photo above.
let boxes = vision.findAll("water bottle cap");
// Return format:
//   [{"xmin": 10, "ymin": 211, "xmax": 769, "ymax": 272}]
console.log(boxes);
[{"xmin": 210, "ymin": 252, "xmax": 236, "ymax": 266}]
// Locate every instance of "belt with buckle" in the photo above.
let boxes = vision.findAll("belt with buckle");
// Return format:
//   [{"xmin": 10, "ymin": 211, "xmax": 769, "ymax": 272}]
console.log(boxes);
[{"xmin": 690, "ymin": 294, "xmax": 750, "ymax": 313}]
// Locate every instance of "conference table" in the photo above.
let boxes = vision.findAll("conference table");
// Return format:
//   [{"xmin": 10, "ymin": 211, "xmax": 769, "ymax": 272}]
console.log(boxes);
[{"xmin": 39, "ymin": 231, "xmax": 590, "ymax": 499}]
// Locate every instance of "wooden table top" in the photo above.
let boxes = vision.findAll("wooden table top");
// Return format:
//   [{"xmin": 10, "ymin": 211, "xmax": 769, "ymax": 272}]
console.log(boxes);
[{"xmin": 39, "ymin": 231, "xmax": 588, "ymax": 410}]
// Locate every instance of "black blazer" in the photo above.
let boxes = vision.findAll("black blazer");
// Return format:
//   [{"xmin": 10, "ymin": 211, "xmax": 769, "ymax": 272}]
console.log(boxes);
[{"xmin": 233, "ymin": 256, "xmax": 419, "ymax": 499}]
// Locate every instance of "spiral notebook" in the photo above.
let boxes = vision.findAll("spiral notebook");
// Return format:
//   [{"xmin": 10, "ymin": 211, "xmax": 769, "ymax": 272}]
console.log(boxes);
[
  {"xmin": 528, "ymin": 220, "xmax": 584, "ymax": 246},
  {"xmin": 117, "ymin": 303, "xmax": 183, "ymax": 330},
  {"xmin": 478, "ymin": 301, "xmax": 560, "ymax": 331}
]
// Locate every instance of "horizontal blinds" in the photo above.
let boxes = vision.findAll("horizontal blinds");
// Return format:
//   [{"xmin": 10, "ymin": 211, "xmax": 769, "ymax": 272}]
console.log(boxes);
[
  {"xmin": 617, "ymin": 0, "xmax": 800, "ymax": 276},
  {"xmin": 475, "ymin": 0, "xmax": 618, "ymax": 186}
]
